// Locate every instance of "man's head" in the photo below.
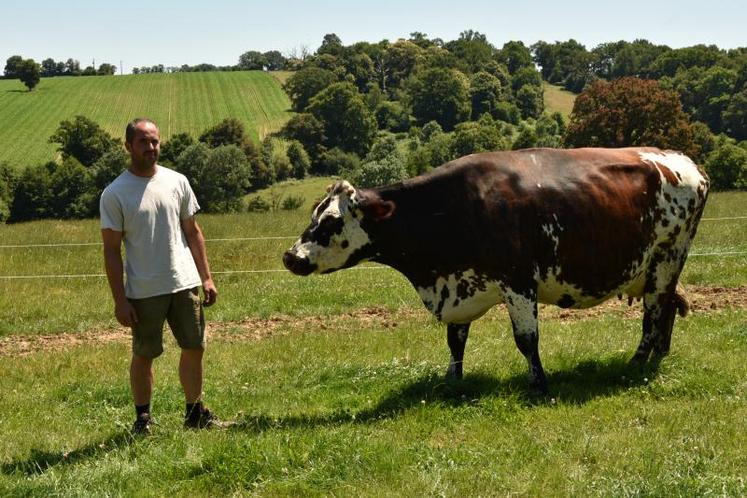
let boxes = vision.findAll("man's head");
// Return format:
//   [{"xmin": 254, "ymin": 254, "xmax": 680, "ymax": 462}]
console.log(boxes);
[{"xmin": 125, "ymin": 118, "xmax": 160, "ymax": 173}]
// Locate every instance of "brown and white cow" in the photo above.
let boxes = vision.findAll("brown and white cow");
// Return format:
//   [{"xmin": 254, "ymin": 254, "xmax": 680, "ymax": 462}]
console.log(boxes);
[{"xmin": 283, "ymin": 147, "xmax": 709, "ymax": 393}]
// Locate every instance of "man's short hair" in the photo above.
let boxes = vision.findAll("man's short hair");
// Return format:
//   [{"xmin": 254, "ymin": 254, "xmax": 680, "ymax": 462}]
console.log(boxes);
[{"xmin": 125, "ymin": 118, "xmax": 157, "ymax": 144}]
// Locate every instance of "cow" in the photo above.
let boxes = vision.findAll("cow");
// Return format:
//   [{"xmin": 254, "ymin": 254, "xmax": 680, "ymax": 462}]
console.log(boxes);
[{"xmin": 282, "ymin": 147, "xmax": 709, "ymax": 393}]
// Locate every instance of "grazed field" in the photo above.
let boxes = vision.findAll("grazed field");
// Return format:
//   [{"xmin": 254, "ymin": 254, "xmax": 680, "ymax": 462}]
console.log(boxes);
[
  {"xmin": 0, "ymin": 71, "xmax": 292, "ymax": 168},
  {"xmin": 0, "ymin": 188, "xmax": 745, "ymax": 496},
  {"xmin": 543, "ymin": 81, "xmax": 577, "ymax": 117}
]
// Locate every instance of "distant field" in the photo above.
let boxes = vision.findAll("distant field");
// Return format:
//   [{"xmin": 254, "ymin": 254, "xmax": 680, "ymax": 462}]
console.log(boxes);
[
  {"xmin": 543, "ymin": 81, "xmax": 577, "ymax": 118},
  {"xmin": 0, "ymin": 71, "xmax": 292, "ymax": 169}
]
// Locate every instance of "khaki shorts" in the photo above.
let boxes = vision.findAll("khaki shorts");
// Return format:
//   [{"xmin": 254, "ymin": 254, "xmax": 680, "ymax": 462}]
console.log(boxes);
[{"xmin": 129, "ymin": 288, "xmax": 205, "ymax": 358}]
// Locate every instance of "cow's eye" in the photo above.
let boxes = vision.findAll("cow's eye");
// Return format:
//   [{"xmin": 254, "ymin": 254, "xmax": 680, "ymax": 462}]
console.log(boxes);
[{"xmin": 313, "ymin": 216, "xmax": 345, "ymax": 246}]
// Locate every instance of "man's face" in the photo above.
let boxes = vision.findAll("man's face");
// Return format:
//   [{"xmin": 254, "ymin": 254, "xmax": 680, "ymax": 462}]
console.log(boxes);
[{"xmin": 126, "ymin": 122, "xmax": 160, "ymax": 170}]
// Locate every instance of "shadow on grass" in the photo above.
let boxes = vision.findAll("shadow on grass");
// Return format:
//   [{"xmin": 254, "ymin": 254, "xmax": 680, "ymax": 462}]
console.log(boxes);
[
  {"xmin": 0, "ymin": 431, "xmax": 134, "ymax": 477},
  {"xmin": 232, "ymin": 354, "xmax": 662, "ymax": 434}
]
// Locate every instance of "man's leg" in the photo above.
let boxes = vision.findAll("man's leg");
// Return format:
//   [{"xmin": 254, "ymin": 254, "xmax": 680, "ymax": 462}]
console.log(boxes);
[
  {"xmin": 130, "ymin": 354, "xmax": 154, "ymax": 406},
  {"xmin": 179, "ymin": 348, "xmax": 204, "ymax": 404}
]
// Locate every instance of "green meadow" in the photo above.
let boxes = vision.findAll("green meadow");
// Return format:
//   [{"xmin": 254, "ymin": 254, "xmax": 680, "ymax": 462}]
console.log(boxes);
[
  {"xmin": 0, "ymin": 184, "xmax": 745, "ymax": 496},
  {"xmin": 0, "ymin": 71, "xmax": 292, "ymax": 169}
]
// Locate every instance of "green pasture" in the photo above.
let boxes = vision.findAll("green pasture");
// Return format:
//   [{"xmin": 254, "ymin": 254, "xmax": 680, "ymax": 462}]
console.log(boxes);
[
  {"xmin": 0, "ymin": 71, "xmax": 292, "ymax": 169},
  {"xmin": 0, "ymin": 189, "xmax": 744, "ymax": 337},
  {"xmin": 543, "ymin": 82, "xmax": 577, "ymax": 118},
  {"xmin": 0, "ymin": 188, "xmax": 745, "ymax": 496}
]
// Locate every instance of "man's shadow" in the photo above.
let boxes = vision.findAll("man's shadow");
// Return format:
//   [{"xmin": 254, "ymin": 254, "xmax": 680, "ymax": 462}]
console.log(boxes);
[
  {"xmin": 1, "ymin": 432, "xmax": 135, "ymax": 477},
  {"xmin": 231, "ymin": 354, "xmax": 661, "ymax": 434}
]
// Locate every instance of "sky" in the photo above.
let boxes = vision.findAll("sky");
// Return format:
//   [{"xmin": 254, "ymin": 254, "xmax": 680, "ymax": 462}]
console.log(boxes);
[{"xmin": 2, "ymin": 0, "xmax": 745, "ymax": 75}]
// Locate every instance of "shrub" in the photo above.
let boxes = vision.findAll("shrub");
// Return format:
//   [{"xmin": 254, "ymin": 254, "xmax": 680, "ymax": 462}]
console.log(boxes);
[
  {"xmin": 704, "ymin": 143, "xmax": 747, "ymax": 190},
  {"xmin": 246, "ymin": 196, "xmax": 270, "ymax": 212},
  {"xmin": 287, "ymin": 141, "xmax": 311, "ymax": 179},
  {"xmin": 281, "ymin": 195, "xmax": 305, "ymax": 210},
  {"xmin": 319, "ymin": 148, "xmax": 361, "ymax": 176}
]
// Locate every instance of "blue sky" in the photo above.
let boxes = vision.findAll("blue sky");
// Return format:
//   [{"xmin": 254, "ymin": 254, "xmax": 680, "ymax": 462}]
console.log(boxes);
[{"xmin": 2, "ymin": 0, "xmax": 744, "ymax": 75}]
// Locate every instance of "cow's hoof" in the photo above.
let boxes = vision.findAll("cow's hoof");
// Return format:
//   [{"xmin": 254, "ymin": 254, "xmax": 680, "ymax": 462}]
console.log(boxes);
[{"xmin": 445, "ymin": 366, "xmax": 463, "ymax": 380}]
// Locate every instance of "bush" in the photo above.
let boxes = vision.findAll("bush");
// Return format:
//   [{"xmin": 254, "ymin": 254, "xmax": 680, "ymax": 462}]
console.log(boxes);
[
  {"xmin": 176, "ymin": 144, "xmax": 252, "ymax": 212},
  {"xmin": 48, "ymin": 115, "xmax": 121, "ymax": 167},
  {"xmin": 0, "ymin": 163, "xmax": 17, "ymax": 223},
  {"xmin": 704, "ymin": 143, "xmax": 747, "ymax": 190},
  {"xmin": 287, "ymin": 141, "xmax": 311, "ymax": 179},
  {"xmin": 246, "ymin": 196, "xmax": 270, "ymax": 212},
  {"xmin": 353, "ymin": 161, "xmax": 409, "ymax": 188},
  {"xmin": 160, "ymin": 132, "xmax": 195, "ymax": 165},
  {"xmin": 281, "ymin": 195, "xmax": 305, "ymax": 210},
  {"xmin": 319, "ymin": 148, "xmax": 361, "ymax": 176}
]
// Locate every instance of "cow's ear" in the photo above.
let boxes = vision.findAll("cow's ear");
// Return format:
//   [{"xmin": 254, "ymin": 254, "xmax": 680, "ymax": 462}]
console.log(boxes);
[{"xmin": 363, "ymin": 198, "xmax": 396, "ymax": 221}]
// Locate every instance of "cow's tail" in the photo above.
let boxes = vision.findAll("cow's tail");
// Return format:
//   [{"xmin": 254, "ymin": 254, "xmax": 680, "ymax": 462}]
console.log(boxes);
[{"xmin": 674, "ymin": 283, "xmax": 690, "ymax": 318}]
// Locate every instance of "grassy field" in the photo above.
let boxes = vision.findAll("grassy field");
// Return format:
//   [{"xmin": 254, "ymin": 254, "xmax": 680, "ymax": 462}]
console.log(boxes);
[
  {"xmin": 543, "ymin": 81, "xmax": 577, "ymax": 118},
  {"xmin": 0, "ymin": 188, "xmax": 745, "ymax": 496},
  {"xmin": 0, "ymin": 71, "xmax": 292, "ymax": 169}
]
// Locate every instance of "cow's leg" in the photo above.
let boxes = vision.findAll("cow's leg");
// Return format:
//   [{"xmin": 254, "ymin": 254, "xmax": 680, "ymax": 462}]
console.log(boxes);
[
  {"xmin": 505, "ymin": 289, "xmax": 547, "ymax": 394},
  {"xmin": 446, "ymin": 323, "xmax": 470, "ymax": 379},
  {"xmin": 633, "ymin": 253, "xmax": 688, "ymax": 363}
]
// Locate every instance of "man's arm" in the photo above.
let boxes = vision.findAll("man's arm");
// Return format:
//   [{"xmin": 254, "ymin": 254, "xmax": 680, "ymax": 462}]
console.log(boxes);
[
  {"xmin": 101, "ymin": 228, "xmax": 138, "ymax": 327},
  {"xmin": 181, "ymin": 216, "xmax": 218, "ymax": 306}
]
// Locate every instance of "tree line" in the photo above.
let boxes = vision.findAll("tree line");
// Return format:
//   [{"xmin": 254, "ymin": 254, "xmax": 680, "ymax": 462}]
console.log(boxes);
[{"xmin": 2, "ymin": 31, "xmax": 746, "ymax": 223}]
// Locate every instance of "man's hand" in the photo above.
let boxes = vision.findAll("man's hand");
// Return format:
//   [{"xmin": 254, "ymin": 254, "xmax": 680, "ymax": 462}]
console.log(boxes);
[
  {"xmin": 202, "ymin": 278, "xmax": 218, "ymax": 307},
  {"xmin": 114, "ymin": 299, "xmax": 138, "ymax": 327}
]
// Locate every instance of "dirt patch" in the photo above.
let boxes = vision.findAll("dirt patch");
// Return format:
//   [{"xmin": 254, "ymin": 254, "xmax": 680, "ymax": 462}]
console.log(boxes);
[{"xmin": 2, "ymin": 285, "xmax": 745, "ymax": 357}]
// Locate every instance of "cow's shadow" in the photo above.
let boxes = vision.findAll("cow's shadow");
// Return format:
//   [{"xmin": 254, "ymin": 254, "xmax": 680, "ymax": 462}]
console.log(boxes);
[{"xmin": 231, "ymin": 355, "xmax": 661, "ymax": 434}]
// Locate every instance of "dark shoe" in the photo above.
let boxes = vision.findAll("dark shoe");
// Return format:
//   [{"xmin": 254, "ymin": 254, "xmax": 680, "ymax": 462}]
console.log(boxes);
[
  {"xmin": 184, "ymin": 406, "xmax": 222, "ymax": 429},
  {"xmin": 132, "ymin": 413, "xmax": 153, "ymax": 435}
]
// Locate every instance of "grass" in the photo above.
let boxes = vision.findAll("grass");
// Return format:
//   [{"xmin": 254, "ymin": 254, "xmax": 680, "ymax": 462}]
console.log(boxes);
[
  {"xmin": 0, "ymin": 186, "xmax": 745, "ymax": 496},
  {"xmin": 0, "ymin": 71, "xmax": 292, "ymax": 169},
  {"xmin": 543, "ymin": 81, "xmax": 577, "ymax": 118},
  {"xmin": 1, "ymin": 308, "xmax": 745, "ymax": 496}
]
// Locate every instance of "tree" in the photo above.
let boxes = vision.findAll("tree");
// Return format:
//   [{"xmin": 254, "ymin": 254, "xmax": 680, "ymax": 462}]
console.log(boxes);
[
  {"xmin": 199, "ymin": 117, "xmax": 249, "ymax": 148},
  {"xmin": 4, "ymin": 55, "xmax": 23, "ymax": 78},
  {"xmin": 723, "ymin": 87, "xmax": 747, "ymax": 141},
  {"xmin": 49, "ymin": 115, "xmax": 121, "ymax": 167},
  {"xmin": 497, "ymin": 41, "xmax": 533, "ymax": 75},
  {"xmin": 287, "ymin": 141, "xmax": 311, "ymax": 178},
  {"xmin": 160, "ymin": 132, "xmax": 196, "ymax": 165},
  {"xmin": 0, "ymin": 163, "xmax": 17, "ymax": 222},
  {"xmin": 407, "ymin": 67, "xmax": 471, "ymax": 130},
  {"xmin": 279, "ymin": 113, "xmax": 326, "ymax": 164},
  {"xmin": 451, "ymin": 116, "xmax": 507, "ymax": 157},
  {"xmin": 565, "ymin": 78, "xmax": 696, "ymax": 156},
  {"xmin": 317, "ymin": 33, "xmax": 344, "ymax": 56},
  {"xmin": 374, "ymin": 100, "xmax": 411, "ymax": 132},
  {"xmin": 97, "ymin": 63, "xmax": 116, "ymax": 75},
  {"xmin": 18, "ymin": 59, "xmax": 41, "ymax": 91},
  {"xmin": 469, "ymin": 71, "xmax": 504, "ymax": 120},
  {"xmin": 307, "ymin": 82, "xmax": 377, "ymax": 156},
  {"xmin": 704, "ymin": 143, "xmax": 747, "ymax": 190},
  {"xmin": 238, "ymin": 51, "xmax": 268, "ymax": 70},
  {"xmin": 444, "ymin": 30, "xmax": 495, "ymax": 73},
  {"xmin": 283, "ymin": 66, "xmax": 336, "ymax": 112},
  {"xmin": 41, "ymin": 58, "xmax": 58, "ymax": 77},
  {"xmin": 9, "ymin": 163, "xmax": 54, "ymax": 222},
  {"xmin": 64, "ymin": 58, "xmax": 81, "ymax": 76},
  {"xmin": 176, "ymin": 144, "xmax": 252, "ymax": 212},
  {"xmin": 515, "ymin": 84, "xmax": 544, "ymax": 119},
  {"xmin": 263, "ymin": 51, "xmax": 287, "ymax": 70}
]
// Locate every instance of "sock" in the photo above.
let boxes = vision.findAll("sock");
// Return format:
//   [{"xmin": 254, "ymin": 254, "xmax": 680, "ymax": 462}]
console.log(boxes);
[
  {"xmin": 135, "ymin": 403, "xmax": 150, "ymax": 418},
  {"xmin": 186, "ymin": 401, "xmax": 203, "ymax": 418}
]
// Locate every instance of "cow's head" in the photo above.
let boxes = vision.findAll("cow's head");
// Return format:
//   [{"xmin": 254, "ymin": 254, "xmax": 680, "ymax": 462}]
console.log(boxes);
[{"xmin": 283, "ymin": 180, "xmax": 395, "ymax": 275}]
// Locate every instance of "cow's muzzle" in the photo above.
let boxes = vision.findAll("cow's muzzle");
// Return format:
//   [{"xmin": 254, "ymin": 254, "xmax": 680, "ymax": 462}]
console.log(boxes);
[{"xmin": 283, "ymin": 251, "xmax": 317, "ymax": 276}]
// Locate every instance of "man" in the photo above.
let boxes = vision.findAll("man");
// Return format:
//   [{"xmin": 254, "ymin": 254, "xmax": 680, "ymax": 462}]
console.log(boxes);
[{"xmin": 101, "ymin": 118, "xmax": 220, "ymax": 435}]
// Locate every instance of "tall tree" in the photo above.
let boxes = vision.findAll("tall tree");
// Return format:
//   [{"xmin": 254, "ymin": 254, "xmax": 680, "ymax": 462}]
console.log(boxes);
[
  {"xmin": 4, "ymin": 55, "xmax": 23, "ymax": 78},
  {"xmin": 283, "ymin": 66, "xmax": 336, "ymax": 112},
  {"xmin": 406, "ymin": 67, "xmax": 471, "ymax": 130},
  {"xmin": 48, "ymin": 115, "xmax": 121, "ymax": 167},
  {"xmin": 18, "ymin": 59, "xmax": 41, "ymax": 91},
  {"xmin": 565, "ymin": 77, "xmax": 696, "ymax": 156},
  {"xmin": 307, "ymin": 82, "xmax": 377, "ymax": 156},
  {"xmin": 238, "ymin": 51, "xmax": 268, "ymax": 70}
]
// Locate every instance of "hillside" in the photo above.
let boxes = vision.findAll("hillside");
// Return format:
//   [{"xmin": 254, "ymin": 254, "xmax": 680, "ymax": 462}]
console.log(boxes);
[
  {"xmin": 0, "ymin": 71, "xmax": 292, "ymax": 169},
  {"xmin": 543, "ymin": 81, "xmax": 577, "ymax": 118}
]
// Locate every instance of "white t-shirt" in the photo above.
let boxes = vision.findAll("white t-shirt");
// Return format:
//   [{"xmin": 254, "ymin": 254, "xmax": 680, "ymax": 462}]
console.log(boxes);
[{"xmin": 100, "ymin": 165, "xmax": 202, "ymax": 299}]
